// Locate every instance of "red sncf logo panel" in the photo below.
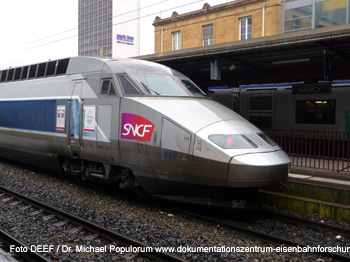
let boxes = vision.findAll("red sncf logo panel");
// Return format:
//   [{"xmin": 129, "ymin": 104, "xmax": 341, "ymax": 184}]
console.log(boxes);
[{"xmin": 121, "ymin": 113, "xmax": 154, "ymax": 141}]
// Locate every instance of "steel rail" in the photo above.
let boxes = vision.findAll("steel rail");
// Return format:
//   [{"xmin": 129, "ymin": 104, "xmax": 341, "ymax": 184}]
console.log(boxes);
[
  {"xmin": 0, "ymin": 186, "xmax": 186, "ymax": 262},
  {"xmin": 104, "ymin": 187, "xmax": 350, "ymax": 261},
  {"xmin": 167, "ymin": 207, "xmax": 350, "ymax": 262},
  {"xmin": 0, "ymin": 228, "xmax": 51, "ymax": 262},
  {"xmin": 261, "ymin": 209, "xmax": 350, "ymax": 238}
]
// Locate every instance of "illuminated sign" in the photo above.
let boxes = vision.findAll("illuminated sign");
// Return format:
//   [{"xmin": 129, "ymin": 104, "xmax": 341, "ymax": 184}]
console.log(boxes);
[
  {"xmin": 121, "ymin": 113, "xmax": 154, "ymax": 141},
  {"xmin": 117, "ymin": 34, "xmax": 135, "ymax": 45}
]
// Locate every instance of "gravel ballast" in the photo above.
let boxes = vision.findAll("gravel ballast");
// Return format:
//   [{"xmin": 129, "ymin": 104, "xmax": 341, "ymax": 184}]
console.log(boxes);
[{"xmin": 0, "ymin": 159, "xmax": 345, "ymax": 261}]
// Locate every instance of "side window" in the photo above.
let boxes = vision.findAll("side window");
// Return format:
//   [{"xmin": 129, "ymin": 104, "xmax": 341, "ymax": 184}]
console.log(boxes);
[
  {"xmin": 109, "ymin": 83, "xmax": 116, "ymax": 95},
  {"xmin": 118, "ymin": 75, "xmax": 140, "ymax": 95},
  {"xmin": 101, "ymin": 80, "xmax": 110, "ymax": 95},
  {"xmin": 296, "ymin": 99, "xmax": 336, "ymax": 124},
  {"xmin": 100, "ymin": 79, "xmax": 117, "ymax": 96}
]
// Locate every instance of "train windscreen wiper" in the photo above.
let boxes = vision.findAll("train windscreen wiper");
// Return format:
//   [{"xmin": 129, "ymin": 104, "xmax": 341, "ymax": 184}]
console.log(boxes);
[{"xmin": 140, "ymin": 81, "xmax": 160, "ymax": 96}]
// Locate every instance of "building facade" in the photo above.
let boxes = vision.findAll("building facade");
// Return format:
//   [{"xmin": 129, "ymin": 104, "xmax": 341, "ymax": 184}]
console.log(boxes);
[
  {"xmin": 153, "ymin": 0, "xmax": 350, "ymax": 54},
  {"xmin": 78, "ymin": 0, "xmax": 140, "ymax": 58},
  {"xmin": 153, "ymin": 0, "xmax": 283, "ymax": 53}
]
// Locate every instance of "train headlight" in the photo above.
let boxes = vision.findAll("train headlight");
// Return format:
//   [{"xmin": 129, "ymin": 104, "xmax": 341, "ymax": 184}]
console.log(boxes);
[{"xmin": 208, "ymin": 134, "xmax": 258, "ymax": 149}]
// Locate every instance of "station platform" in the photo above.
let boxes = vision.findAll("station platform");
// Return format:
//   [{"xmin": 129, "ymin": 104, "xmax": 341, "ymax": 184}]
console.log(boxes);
[
  {"xmin": 289, "ymin": 167, "xmax": 350, "ymax": 190},
  {"xmin": 259, "ymin": 167, "xmax": 350, "ymax": 222}
]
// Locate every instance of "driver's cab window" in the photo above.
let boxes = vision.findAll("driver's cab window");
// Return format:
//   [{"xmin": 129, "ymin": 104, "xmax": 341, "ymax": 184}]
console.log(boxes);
[
  {"xmin": 118, "ymin": 75, "xmax": 140, "ymax": 95},
  {"xmin": 100, "ymin": 79, "xmax": 117, "ymax": 96}
]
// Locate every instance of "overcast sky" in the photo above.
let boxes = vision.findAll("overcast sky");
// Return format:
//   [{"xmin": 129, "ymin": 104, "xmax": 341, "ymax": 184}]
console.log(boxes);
[{"xmin": 0, "ymin": 0, "xmax": 232, "ymax": 69}]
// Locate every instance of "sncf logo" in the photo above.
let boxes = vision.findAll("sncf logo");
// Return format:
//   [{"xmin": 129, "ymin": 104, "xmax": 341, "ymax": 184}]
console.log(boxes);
[{"xmin": 121, "ymin": 113, "xmax": 155, "ymax": 141}]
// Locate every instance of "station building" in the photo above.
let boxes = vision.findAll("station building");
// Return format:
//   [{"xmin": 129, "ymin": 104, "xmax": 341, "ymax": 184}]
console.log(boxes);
[
  {"xmin": 153, "ymin": 0, "xmax": 350, "ymax": 53},
  {"xmin": 153, "ymin": 0, "xmax": 282, "ymax": 53}
]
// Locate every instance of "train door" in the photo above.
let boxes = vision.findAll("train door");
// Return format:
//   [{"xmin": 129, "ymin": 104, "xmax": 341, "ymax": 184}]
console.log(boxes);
[
  {"xmin": 68, "ymin": 81, "xmax": 115, "ymax": 158},
  {"xmin": 69, "ymin": 81, "xmax": 83, "ymax": 156},
  {"xmin": 94, "ymin": 77, "xmax": 120, "ymax": 162},
  {"xmin": 79, "ymin": 101, "xmax": 113, "ymax": 162},
  {"xmin": 156, "ymin": 118, "xmax": 195, "ymax": 193},
  {"xmin": 97, "ymin": 104, "xmax": 112, "ymax": 152}
]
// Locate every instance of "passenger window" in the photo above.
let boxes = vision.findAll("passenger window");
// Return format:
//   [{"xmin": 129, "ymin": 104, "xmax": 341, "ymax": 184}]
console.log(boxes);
[
  {"xmin": 249, "ymin": 96, "xmax": 273, "ymax": 110},
  {"xmin": 119, "ymin": 75, "xmax": 140, "ymax": 95},
  {"xmin": 296, "ymin": 99, "xmax": 336, "ymax": 124}
]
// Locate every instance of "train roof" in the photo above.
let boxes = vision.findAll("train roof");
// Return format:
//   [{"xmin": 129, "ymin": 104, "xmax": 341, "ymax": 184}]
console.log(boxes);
[
  {"xmin": 208, "ymin": 80, "xmax": 350, "ymax": 91},
  {"xmin": 0, "ymin": 56, "xmax": 171, "ymax": 83},
  {"xmin": 239, "ymin": 80, "xmax": 350, "ymax": 89}
]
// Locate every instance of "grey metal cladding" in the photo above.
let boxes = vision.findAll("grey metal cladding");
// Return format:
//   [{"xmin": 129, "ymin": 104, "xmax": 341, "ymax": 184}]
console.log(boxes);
[{"xmin": 66, "ymin": 57, "xmax": 110, "ymax": 75}]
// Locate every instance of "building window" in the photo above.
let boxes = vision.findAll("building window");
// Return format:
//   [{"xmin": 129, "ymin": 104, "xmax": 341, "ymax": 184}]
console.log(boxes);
[
  {"xmin": 283, "ymin": 0, "xmax": 349, "ymax": 33},
  {"xmin": 172, "ymin": 31, "xmax": 181, "ymax": 51},
  {"xmin": 240, "ymin": 17, "xmax": 252, "ymax": 40},
  {"xmin": 202, "ymin": 24, "xmax": 213, "ymax": 46},
  {"xmin": 315, "ymin": 0, "xmax": 347, "ymax": 28},
  {"xmin": 284, "ymin": 5, "xmax": 312, "ymax": 32}
]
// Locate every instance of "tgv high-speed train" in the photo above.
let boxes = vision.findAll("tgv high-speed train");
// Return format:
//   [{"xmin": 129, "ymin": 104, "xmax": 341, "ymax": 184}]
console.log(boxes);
[{"xmin": 0, "ymin": 57, "xmax": 290, "ymax": 208}]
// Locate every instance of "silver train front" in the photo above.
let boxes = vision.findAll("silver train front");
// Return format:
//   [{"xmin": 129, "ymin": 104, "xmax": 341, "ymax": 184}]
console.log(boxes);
[{"xmin": 120, "ymin": 96, "xmax": 290, "ymax": 207}]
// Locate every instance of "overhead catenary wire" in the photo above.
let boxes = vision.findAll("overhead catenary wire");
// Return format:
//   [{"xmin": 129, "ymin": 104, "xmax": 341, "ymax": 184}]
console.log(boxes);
[
  {"xmin": 22, "ymin": 0, "xmax": 170, "ymax": 48},
  {"xmin": 27, "ymin": 0, "xmax": 205, "ymax": 49},
  {"xmin": 20, "ymin": 28, "xmax": 79, "ymax": 46},
  {"xmin": 20, "ymin": 0, "xmax": 170, "ymax": 47}
]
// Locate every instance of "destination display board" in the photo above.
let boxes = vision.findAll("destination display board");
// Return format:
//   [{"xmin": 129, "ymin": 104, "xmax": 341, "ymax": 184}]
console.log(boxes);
[{"xmin": 292, "ymin": 83, "xmax": 332, "ymax": 94}]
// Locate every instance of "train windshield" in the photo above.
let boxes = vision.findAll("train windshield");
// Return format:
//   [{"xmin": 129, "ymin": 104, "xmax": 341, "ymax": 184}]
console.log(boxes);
[{"xmin": 132, "ymin": 74, "xmax": 205, "ymax": 97}]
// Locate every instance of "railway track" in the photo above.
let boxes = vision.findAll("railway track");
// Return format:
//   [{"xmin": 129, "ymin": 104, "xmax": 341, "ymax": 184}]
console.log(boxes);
[
  {"xmin": 167, "ymin": 206, "xmax": 350, "ymax": 262},
  {"xmin": 95, "ymin": 183, "xmax": 350, "ymax": 261},
  {"xmin": 0, "ymin": 228, "xmax": 49, "ymax": 262},
  {"xmin": 101, "ymin": 187, "xmax": 350, "ymax": 261},
  {"xmin": 0, "ymin": 185, "xmax": 186, "ymax": 262},
  {"xmin": 1, "ymin": 161, "xmax": 349, "ymax": 262},
  {"xmin": 261, "ymin": 209, "xmax": 350, "ymax": 239}
]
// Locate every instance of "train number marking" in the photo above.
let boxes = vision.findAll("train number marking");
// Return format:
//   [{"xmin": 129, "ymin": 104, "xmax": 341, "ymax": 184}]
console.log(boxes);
[
  {"xmin": 121, "ymin": 113, "xmax": 155, "ymax": 141},
  {"xmin": 163, "ymin": 151, "xmax": 177, "ymax": 161}
]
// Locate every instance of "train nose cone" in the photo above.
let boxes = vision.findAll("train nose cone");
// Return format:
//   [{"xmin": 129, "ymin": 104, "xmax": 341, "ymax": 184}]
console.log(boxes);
[{"xmin": 227, "ymin": 150, "xmax": 290, "ymax": 188}]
